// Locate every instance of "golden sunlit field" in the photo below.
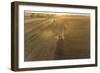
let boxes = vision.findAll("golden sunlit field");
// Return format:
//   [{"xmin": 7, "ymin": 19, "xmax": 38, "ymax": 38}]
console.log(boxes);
[{"xmin": 24, "ymin": 11, "xmax": 90, "ymax": 61}]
